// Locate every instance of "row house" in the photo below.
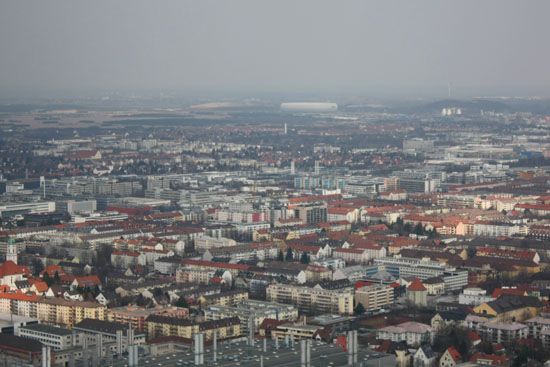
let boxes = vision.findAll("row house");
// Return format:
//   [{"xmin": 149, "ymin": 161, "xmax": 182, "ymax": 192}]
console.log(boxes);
[
  {"xmin": 0, "ymin": 293, "xmax": 106, "ymax": 328},
  {"xmin": 111, "ymin": 250, "xmax": 146, "ymax": 268},
  {"xmin": 146, "ymin": 315, "xmax": 241, "ymax": 341},
  {"xmin": 479, "ymin": 321, "xmax": 529, "ymax": 344},
  {"xmin": 266, "ymin": 283, "xmax": 354, "ymax": 315}
]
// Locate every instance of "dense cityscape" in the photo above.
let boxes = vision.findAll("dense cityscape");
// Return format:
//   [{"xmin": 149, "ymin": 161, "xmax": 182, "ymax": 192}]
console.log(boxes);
[
  {"xmin": 1, "ymin": 1, "xmax": 550, "ymax": 366},
  {"xmin": 0, "ymin": 96, "xmax": 549, "ymax": 367}
]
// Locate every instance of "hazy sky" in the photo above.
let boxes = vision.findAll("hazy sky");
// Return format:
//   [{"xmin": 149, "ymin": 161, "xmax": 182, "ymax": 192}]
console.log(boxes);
[{"xmin": 1, "ymin": 0, "xmax": 549, "ymax": 98}]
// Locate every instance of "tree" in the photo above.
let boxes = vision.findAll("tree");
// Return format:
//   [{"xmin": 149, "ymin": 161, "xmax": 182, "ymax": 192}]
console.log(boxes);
[
  {"xmin": 478, "ymin": 340, "xmax": 494, "ymax": 354},
  {"xmin": 432, "ymin": 325, "xmax": 471, "ymax": 357},
  {"xmin": 413, "ymin": 223, "xmax": 424, "ymax": 236},
  {"xmin": 354, "ymin": 303, "xmax": 366, "ymax": 315},
  {"xmin": 300, "ymin": 252, "xmax": 310, "ymax": 264},
  {"xmin": 153, "ymin": 287, "xmax": 163, "ymax": 297},
  {"xmin": 285, "ymin": 248, "xmax": 294, "ymax": 261},
  {"xmin": 31, "ymin": 258, "xmax": 44, "ymax": 277},
  {"xmin": 174, "ymin": 297, "xmax": 189, "ymax": 308},
  {"xmin": 43, "ymin": 272, "xmax": 53, "ymax": 287},
  {"xmin": 277, "ymin": 250, "xmax": 284, "ymax": 262},
  {"xmin": 54, "ymin": 271, "xmax": 61, "ymax": 284},
  {"xmin": 135, "ymin": 294, "xmax": 148, "ymax": 307}
]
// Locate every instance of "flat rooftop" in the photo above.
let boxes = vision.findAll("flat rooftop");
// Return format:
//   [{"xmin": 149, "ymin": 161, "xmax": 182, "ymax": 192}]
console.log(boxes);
[
  {"xmin": 20, "ymin": 323, "xmax": 72, "ymax": 336},
  {"xmin": 112, "ymin": 339, "xmax": 395, "ymax": 367}
]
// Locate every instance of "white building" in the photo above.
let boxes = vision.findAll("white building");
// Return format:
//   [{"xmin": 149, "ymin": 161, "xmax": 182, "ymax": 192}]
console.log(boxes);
[
  {"xmin": 16, "ymin": 324, "xmax": 79, "ymax": 351},
  {"xmin": 459, "ymin": 288, "xmax": 494, "ymax": 306},
  {"xmin": 377, "ymin": 322, "xmax": 433, "ymax": 347},
  {"xmin": 194, "ymin": 236, "xmax": 237, "ymax": 251}
]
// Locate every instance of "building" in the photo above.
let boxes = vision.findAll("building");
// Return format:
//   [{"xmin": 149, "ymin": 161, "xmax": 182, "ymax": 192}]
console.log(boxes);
[
  {"xmin": 194, "ymin": 236, "xmax": 237, "ymax": 251},
  {"xmin": 526, "ymin": 315, "xmax": 550, "ymax": 349},
  {"xmin": 439, "ymin": 347, "xmax": 462, "ymax": 367},
  {"xmin": 0, "ymin": 333, "xmax": 44, "ymax": 367},
  {"xmin": 292, "ymin": 203, "xmax": 328, "ymax": 225},
  {"xmin": 16, "ymin": 323, "xmax": 76, "ymax": 351},
  {"xmin": 371, "ymin": 257, "xmax": 468, "ymax": 291},
  {"xmin": 36, "ymin": 298, "xmax": 107, "ymax": 328},
  {"xmin": 108, "ymin": 306, "xmax": 158, "ymax": 332},
  {"xmin": 355, "ymin": 284, "xmax": 394, "ymax": 312},
  {"xmin": 0, "ymin": 260, "xmax": 30, "ymax": 288},
  {"xmin": 0, "ymin": 201, "xmax": 56, "ymax": 219},
  {"xmin": 377, "ymin": 321, "xmax": 433, "ymax": 347},
  {"xmin": 266, "ymin": 283, "xmax": 354, "ymax": 315},
  {"xmin": 280, "ymin": 102, "xmax": 338, "ymax": 112},
  {"xmin": 204, "ymin": 300, "xmax": 298, "ymax": 335},
  {"xmin": 473, "ymin": 295, "xmax": 543, "ymax": 322},
  {"xmin": 0, "ymin": 293, "xmax": 107, "ymax": 328},
  {"xmin": 271, "ymin": 322, "xmax": 323, "ymax": 342},
  {"xmin": 479, "ymin": 321, "xmax": 528, "ymax": 344},
  {"xmin": 73, "ymin": 318, "xmax": 145, "ymax": 350},
  {"xmin": 176, "ymin": 268, "xmax": 216, "ymax": 284},
  {"xmin": 423, "ymin": 277, "xmax": 445, "ymax": 296},
  {"xmin": 309, "ymin": 314, "xmax": 355, "ymax": 339},
  {"xmin": 413, "ymin": 344, "xmax": 436, "ymax": 367},
  {"xmin": 459, "ymin": 288, "xmax": 494, "ymax": 306},
  {"xmin": 469, "ymin": 352, "xmax": 509, "ymax": 366},
  {"xmin": 145, "ymin": 315, "xmax": 241, "ymax": 341},
  {"xmin": 407, "ymin": 279, "xmax": 428, "ymax": 307}
]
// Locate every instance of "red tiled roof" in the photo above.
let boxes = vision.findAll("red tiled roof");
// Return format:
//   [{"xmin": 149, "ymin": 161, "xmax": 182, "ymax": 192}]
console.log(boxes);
[
  {"xmin": 407, "ymin": 278, "xmax": 427, "ymax": 292},
  {"xmin": 468, "ymin": 330, "xmax": 481, "ymax": 341},
  {"xmin": 327, "ymin": 230, "xmax": 350, "ymax": 241},
  {"xmin": 0, "ymin": 261, "xmax": 30, "ymax": 277},
  {"xmin": 327, "ymin": 207, "xmax": 354, "ymax": 215},
  {"xmin": 470, "ymin": 353, "xmax": 508, "ymax": 366},
  {"xmin": 41, "ymin": 265, "xmax": 66, "ymax": 277},
  {"xmin": 0, "ymin": 292, "xmax": 38, "ymax": 302},
  {"xmin": 112, "ymin": 250, "xmax": 141, "ymax": 257},
  {"xmin": 74, "ymin": 275, "xmax": 101, "ymax": 287},
  {"xmin": 355, "ymin": 280, "xmax": 373, "ymax": 289},
  {"xmin": 287, "ymin": 243, "xmax": 322, "ymax": 253},
  {"xmin": 181, "ymin": 259, "xmax": 249, "ymax": 271},
  {"xmin": 492, "ymin": 286, "xmax": 529, "ymax": 298},
  {"xmin": 333, "ymin": 248, "xmax": 365, "ymax": 254},
  {"xmin": 447, "ymin": 347, "xmax": 461, "ymax": 362},
  {"xmin": 28, "ymin": 279, "xmax": 48, "ymax": 293}
]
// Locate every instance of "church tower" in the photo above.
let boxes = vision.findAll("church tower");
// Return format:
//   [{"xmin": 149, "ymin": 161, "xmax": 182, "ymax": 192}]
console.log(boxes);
[{"xmin": 6, "ymin": 238, "xmax": 17, "ymax": 264}]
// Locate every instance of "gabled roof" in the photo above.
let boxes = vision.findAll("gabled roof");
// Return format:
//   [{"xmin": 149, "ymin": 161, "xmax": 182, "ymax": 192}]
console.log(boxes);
[
  {"xmin": 446, "ymin": 346, "xmax": 462, "ymax": 362},
  {"xmin": 417, "ymin": 344, "xmax": 435, "ymax": 359},
  {"xmin": 470, "ymin": 352, "xmax": 508, "ymax": 366},
  {"xmin": 73, "ymin": 275, "xmax": 101, "ymax": 287},
  {"xmin": 407, "ymin": 278, "xmax": 427, "ymax": 292},
  {"xmin": 481, "ymin": 295, "xmax": 542, "ymax": 315},
  {"xmin": 0, "ymin": 261, "xmax": 30, "ymax": 277}
]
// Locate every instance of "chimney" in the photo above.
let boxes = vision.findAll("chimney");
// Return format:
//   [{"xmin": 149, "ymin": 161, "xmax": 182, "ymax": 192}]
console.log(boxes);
[
  {"xmin": 301, "ymin": 340, "xmax": 306, "ymax": 367},
  {"xmin": 116, "ymin": 329, "xmax": 123, "ymax": 355},
  {"xmin": 194, "ymin": 333, "xmax": 204, "ymax": 365},
  {"xmin": 42, "ymin": 346, "xmax": 51, "ymax": 367},
  {"xmin": 347, "ymin": 330, "xmax": 358, "ymax": 366},
  {"xmin": 248, "ymin": 316, "xmax": 255, "ymax": 346},
  {"xmin": 213, "ymin": 331, "xmax": 217, "ymax": 362},
  {"xmin": 97, "ymin": 334, "xmax": 103, "ymax": 359},
  {"xmin": 300, "ymin": 339, "xmax": 311, "ymax": 367},
  {"xmin": 128, "ymin": 323, "xmax": 135, "ymax": 350}
]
